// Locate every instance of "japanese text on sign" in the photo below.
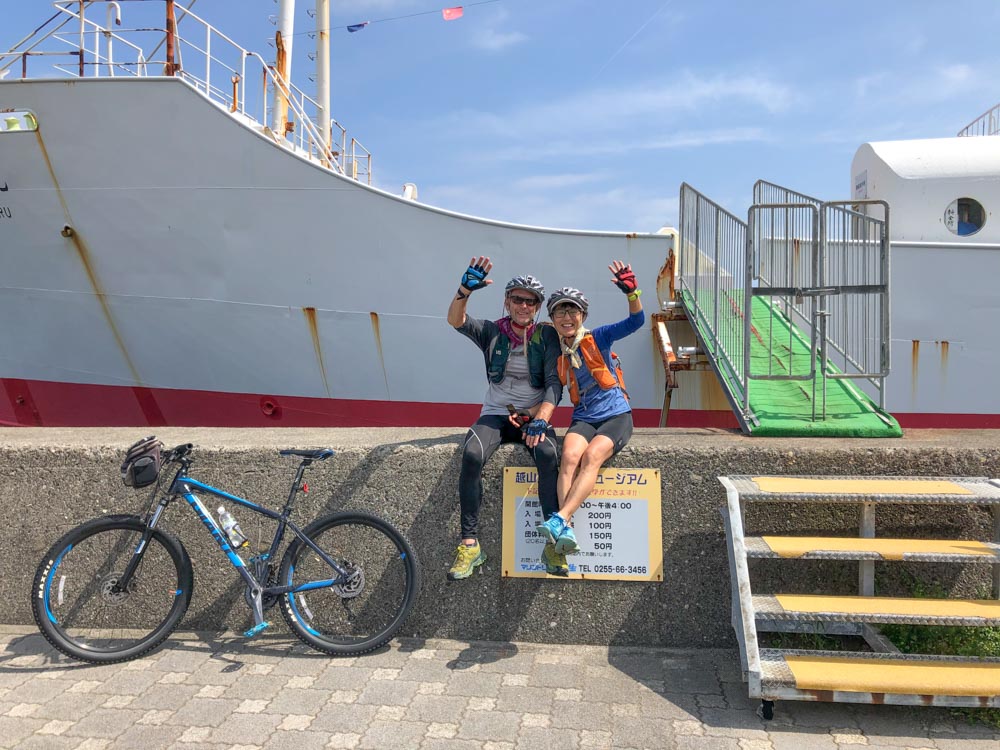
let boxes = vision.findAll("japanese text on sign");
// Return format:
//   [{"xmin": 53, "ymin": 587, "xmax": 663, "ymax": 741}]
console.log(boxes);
[{"xmin": 501, "ymin": 467, "xmax": 663, "ymax": 582}]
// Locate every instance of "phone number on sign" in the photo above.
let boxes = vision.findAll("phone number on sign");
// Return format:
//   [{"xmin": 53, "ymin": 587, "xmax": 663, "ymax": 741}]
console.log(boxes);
[{"xmin": 580, "ymin": 565, "xmax": 647, "ymax": 575}]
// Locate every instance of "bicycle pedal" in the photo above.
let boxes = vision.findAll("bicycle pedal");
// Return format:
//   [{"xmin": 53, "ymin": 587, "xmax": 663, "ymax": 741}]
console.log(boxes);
[{"xmin": 243, "ymin": 622, "xmax": 271, "ymax": 639}]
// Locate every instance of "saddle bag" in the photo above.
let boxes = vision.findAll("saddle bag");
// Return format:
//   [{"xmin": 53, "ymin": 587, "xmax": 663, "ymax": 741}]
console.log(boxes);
[{"xmin": 121, "ymin": 435, "xmax": 164, "ymax": 488}]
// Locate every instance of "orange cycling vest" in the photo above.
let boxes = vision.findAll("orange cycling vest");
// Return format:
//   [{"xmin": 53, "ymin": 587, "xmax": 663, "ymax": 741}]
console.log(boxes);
[{"xmin": 557, "ymin": 334, "xmax": 627, "ymax": 406}]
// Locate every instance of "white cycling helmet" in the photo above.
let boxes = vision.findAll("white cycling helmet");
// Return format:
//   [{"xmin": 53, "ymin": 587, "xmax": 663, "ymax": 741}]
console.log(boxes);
[{"xmin": 504, "ymin": 275, "xmax": 545, "ymax": 303}]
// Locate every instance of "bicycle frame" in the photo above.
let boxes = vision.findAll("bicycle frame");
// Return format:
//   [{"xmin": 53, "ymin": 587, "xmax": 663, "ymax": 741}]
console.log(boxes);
[{"xmin": 117, "ymin": 455, "xmax": 349, "ymax": 634}]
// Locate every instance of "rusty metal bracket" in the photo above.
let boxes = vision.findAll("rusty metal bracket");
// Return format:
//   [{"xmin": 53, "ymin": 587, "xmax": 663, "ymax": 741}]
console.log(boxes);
[{"xmin": 651, "ymin": 311, "xmax": 699, "ymax": 427}]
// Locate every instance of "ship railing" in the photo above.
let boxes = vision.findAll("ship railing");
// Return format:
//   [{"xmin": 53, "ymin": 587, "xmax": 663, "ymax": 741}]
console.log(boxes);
[
  {"xmin": 1, "ymin": 1, "xmax": 372, "ymax": 182},
  {"xmin": 958, "ymin": 102, "xmax": 1000, "ymax": 137},
  {"xmin": 346, "ymin": 137, "xmax": 374, "ymax": 184}
]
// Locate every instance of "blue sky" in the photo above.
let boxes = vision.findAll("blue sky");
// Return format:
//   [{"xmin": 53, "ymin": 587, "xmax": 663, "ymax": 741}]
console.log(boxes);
[{"xmin": 4, "ymin": 0, "xmax": 999, "ymax": 231}]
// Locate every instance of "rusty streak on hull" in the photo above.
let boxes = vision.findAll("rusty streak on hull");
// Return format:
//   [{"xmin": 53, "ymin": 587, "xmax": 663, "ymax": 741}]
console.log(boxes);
[
  {"xmin": 940, "ymin": 340, "xmax": 949, "ymax": 388},
  {"xmin": 35, "ymin": 129, "xmax": 143, "ymax": 386},
  {"xmin": 303, "ymin": 307, "xmax": 331, "ymax": 397},
  {"xmin": 369, "ymin": 312, "xmax": 391, "ymax": 398}
]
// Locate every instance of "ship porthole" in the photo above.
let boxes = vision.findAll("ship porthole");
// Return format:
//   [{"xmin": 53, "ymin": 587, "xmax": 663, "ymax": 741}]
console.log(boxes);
[{"xmin": 944, "ymin": 197, "xmax": 986, "ymax": 237}]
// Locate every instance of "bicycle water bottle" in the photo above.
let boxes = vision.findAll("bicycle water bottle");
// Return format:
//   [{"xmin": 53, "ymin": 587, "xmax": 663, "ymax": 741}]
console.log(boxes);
[{"xmin": 217, "ymin": 506, "xmax": 248, "ymax": 548}]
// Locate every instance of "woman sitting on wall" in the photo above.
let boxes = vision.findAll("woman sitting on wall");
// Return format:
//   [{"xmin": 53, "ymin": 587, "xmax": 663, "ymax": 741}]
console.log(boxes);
[{"xmin": 537, "ymin": 260, "xmax": 644, "ymax": 559}]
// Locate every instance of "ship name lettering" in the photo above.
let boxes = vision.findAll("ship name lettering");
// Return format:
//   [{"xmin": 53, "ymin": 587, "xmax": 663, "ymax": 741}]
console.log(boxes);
[{"xmin": 0, "ymin": 207, "xmax": 11, "ymax": 219}]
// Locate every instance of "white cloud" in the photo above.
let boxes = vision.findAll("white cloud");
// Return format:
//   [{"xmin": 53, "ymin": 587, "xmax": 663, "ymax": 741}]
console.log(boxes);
[
  {"xmin": 487, "ymin": 128, "xmax": 771, "ymax": 163},
  {"xmin": 855, "ymin": 72, "xmax": 889, "ymax": 99},
  {"xmin": 853, "ymin": 62, "xmax": 988, "ymax": 107},
  {"xmin": 471, "ymin": 28, "xmax": 528, "ymax": 52},
  {"xmin": 431, "ymin": 71, "xmax": 797, "ymax": 144},
  {"xmin": 513, "ymin": 173, "xmax": 607, "ymax": 190},
  {"xmin": 940, "ymin": 64, "xmax": 973, "ymax": 85}
]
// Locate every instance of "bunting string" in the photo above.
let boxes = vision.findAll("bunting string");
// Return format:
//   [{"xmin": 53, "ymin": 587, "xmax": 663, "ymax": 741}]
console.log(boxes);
[{"xmin": 291, "ymin": 0, "xmax": 501, "ymax": 37}]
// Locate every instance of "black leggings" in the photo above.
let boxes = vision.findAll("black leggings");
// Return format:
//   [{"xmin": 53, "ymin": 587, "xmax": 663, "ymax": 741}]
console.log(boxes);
[{"xmin": 458, "ymin": 414, "xmax": 559, "ymax": 539}]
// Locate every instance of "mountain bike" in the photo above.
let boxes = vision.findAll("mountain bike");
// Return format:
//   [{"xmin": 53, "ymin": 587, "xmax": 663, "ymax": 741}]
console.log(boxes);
[{"xmin": 31, "ymin": 441, "xmax": 421, "ymax": 664}]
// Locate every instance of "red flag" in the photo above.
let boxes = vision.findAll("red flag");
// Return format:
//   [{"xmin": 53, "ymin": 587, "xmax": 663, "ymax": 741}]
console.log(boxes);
[{"xmin": 442, "ymin": 6, "xmax": 464, "ymax": 21}]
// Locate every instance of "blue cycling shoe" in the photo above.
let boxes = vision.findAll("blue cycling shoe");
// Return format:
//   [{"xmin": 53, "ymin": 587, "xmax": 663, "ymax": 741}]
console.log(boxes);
[{"xmin": 537, "ymin": 514, "xmax": 580, "ymax": 555}]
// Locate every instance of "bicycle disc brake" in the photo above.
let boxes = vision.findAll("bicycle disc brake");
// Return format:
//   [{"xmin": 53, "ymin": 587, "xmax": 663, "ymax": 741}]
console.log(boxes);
[
  {"xmin": 99, "ymin": 573, "xmax": 132, "ymax": 605},
  {"xmin": 330, "ymin": 563, "xmax": 365, "ymax": 599}
]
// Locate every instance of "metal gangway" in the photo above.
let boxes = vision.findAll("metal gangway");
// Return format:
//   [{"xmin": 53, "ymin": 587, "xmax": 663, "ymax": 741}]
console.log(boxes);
[{"xmin": 672, "ymin": 181, "xmax": 900, "ymax": 436}]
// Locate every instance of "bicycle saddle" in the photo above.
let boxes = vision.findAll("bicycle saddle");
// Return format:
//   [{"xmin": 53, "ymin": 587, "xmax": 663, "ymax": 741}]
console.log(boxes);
[{"xmin": 279, "ymin": 448, "xmax": 335, "ymax": 460}]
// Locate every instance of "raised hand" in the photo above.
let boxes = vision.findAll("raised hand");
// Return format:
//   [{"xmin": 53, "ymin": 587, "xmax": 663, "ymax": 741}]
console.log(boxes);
[
  {"xmin": 461, "ymin": 256, "xmax": 493, "ymax": 293},
  {"xmin": 609, "ymin": 260, "xmax": 637, "ymax": 294}
]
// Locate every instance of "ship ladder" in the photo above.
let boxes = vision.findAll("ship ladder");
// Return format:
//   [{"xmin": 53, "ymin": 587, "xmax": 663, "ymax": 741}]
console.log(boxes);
[{"xmin": 720, "ymin": 474, "xmax": 1000, "ymax": 718}]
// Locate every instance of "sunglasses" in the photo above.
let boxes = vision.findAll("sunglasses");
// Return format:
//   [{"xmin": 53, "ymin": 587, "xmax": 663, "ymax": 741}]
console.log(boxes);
[{"xmin": 507, "ymin": 295, "xmax": 540, "ymax": 307}]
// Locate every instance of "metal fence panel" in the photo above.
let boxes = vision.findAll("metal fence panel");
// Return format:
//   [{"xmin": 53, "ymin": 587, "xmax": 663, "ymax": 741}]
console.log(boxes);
[
  {"xmin": 747, "ymin": 203, "xmax": 821, "ymax": 383},
  {"xmin": 820, "ymin": 201, "xmax": 891, "ymax": 408},
  {"xmin": 753, "ymin": 180, "xmax": 821, "ymax": 207},
  {"xmin": 678, "ymin": 184, "xmax": 751, "ymax": 423}
]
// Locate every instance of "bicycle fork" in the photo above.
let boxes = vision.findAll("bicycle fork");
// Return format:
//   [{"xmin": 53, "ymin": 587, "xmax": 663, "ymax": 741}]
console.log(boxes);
[{"xmin": 114, "ymin": 503, "xmax": 167, "ymax": 596}]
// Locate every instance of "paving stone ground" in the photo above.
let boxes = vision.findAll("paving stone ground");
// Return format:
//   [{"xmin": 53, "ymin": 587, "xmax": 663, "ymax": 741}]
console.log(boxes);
[{"xmin": 1, "ymin": 626, "xmax": 997, "ymax": 750}]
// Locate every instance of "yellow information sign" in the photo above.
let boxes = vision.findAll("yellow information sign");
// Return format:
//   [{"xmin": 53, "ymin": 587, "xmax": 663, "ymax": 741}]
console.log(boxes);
[{"xmin": 501, "ymin": 467, "xmax": 663, "ymax": 581}]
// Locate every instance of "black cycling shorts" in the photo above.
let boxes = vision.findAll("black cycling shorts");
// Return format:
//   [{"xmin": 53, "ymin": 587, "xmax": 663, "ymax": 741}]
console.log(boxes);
[{"xmin": 566, "ymin": 411, "xmax": 633, "ymax": 456}]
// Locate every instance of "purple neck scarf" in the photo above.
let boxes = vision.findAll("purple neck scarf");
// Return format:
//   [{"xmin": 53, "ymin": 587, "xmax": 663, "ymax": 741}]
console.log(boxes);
[{"xmin": 496, "ymin": 317, "xmax": 535, "ymax": 347}]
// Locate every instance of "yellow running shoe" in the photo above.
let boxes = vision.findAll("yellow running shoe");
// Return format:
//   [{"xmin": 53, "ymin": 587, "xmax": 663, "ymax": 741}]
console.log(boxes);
[
  {"xmin": 447, "ymin": 542, "xmax": 485, "ymax": 580},
  {"xmin": 541, "ymin": 542, "xmax": 569, "ymax": 577}
]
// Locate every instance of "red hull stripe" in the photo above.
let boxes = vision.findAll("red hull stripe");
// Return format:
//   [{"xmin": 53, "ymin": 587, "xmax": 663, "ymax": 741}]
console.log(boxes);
[{"xmin": 0, "ymin": 378, "xmax": 997, "ymax": 429}]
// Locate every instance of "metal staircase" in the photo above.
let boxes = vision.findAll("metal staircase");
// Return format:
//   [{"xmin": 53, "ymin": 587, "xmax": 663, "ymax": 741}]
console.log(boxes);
[{"xmin": 720, "ymin": 474, "xmax": 1000, "ymax": 718}]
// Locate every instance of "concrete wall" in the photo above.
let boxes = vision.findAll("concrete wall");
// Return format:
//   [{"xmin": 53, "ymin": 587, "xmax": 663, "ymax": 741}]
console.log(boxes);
[{"xmin": 3, "ymin": 428, "xmax": 999, "ymax": 648}]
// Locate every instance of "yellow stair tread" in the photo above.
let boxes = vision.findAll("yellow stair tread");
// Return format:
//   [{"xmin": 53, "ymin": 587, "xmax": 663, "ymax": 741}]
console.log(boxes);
[
  {"xmin": 783, "ymin": 654, "xmax": 1000, "ymax": 696},
  {"xmin": 760, "ymin": 536, "xmax": 996, "ymax": 560},
  {"xmin": 752, "ymin": 477, "xmax": 972, "ymax": 495},
  {"xmin": 772, "ymin": 594, "xmax": 1000, "ymax": 619}
]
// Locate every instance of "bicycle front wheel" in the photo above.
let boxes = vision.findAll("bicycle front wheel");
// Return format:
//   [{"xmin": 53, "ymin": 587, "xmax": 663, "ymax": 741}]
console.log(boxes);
[
  {"xmin": 279, "ymin": 512, "xmax": 421, "ymax": 656},
  {"xmin": 31, "ymin": 515, "xmax": 193, "ymax": 664}
]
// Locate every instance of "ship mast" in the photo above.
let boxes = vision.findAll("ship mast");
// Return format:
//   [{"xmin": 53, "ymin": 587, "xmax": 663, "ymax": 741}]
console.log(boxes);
[
  {"xmin": 316, "ymin": 0, "xmax": 332, "ymax": 162},
  {"xmin": 271, "ymin": 0, "xmax": 295, "ymax": 137}
]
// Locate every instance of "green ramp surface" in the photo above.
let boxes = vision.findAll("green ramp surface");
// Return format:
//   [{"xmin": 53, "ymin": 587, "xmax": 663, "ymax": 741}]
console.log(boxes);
[{"xmin": 681, "ymin": 289, "xmax": 901, "ymax": 437}]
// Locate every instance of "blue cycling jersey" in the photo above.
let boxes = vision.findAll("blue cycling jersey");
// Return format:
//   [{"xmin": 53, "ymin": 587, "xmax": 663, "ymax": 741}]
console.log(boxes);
[{"xmin": 570, "ymin": 310, "xmax": 644, "ymax": 423}]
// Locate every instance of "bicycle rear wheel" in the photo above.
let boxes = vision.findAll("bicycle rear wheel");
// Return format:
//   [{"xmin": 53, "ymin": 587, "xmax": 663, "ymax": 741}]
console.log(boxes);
[
  {"xmin": 31, "ymin": 515, "xmax": 193, "ymax": 663},
  {"xmin": 278, "ymin": 512, "xmax": 420, "ymax": 656}
]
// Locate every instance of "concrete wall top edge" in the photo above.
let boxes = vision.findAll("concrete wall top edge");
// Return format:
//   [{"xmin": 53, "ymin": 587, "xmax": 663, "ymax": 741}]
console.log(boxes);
[{"xmin": 2, "ymin": 427, "xmax": 1000, "ymax": 454}]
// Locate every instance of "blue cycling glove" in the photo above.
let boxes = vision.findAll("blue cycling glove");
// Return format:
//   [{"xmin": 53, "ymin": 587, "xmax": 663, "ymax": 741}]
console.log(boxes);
[
  {"xmin": 525, "ymin": 419, "xmax": 549, "ymax": 437},
  {"xmin": 461, "ymin": 262, "xmax": 489, "ymax": 292}
]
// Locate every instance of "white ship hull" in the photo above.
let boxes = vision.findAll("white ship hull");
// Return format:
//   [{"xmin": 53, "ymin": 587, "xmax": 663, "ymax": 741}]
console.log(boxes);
[{"xmin": 0, "ymin": 78, "xmax": 681, "ymax": 427}]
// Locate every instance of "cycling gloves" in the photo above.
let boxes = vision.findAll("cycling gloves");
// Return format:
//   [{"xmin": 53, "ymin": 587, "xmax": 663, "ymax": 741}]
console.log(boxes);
[
  {"xmin": 461, "ymin": 262, "xmax": 490, "ymax": 292},
  {"xmin": 524, "ymin": 419, "xmax": 549, "ymax": 437},
  {"xmin": 613, "ymin": 265, "xmax": 638, "ymax": 294}
]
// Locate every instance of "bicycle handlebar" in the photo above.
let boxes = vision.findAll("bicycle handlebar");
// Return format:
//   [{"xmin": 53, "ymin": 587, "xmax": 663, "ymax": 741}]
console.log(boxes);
[{"xmin": 165, "ymin": 443, "xmax": 193, "ymax": 462}]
